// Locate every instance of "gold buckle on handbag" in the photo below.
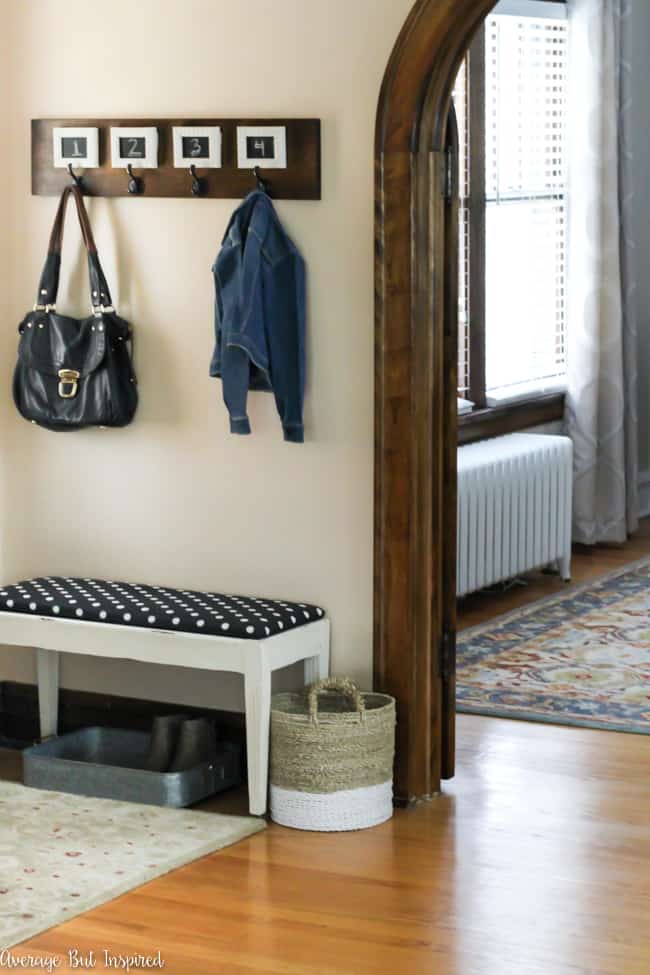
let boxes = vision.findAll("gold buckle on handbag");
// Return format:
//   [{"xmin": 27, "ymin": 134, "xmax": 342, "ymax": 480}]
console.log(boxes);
[{"xmin": 58, "ymin": 369, "xmax": 80, "ymax": 398}]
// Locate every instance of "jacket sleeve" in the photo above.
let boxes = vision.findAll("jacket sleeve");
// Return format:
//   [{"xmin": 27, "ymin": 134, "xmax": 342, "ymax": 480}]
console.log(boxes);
[
  {"xmin": 221, "ymin": 342, "xmax": 252, "ymax": 435},
  {"xmin": 209, "ymin": 261, "xmax": 224, "ymax": 378},
  {"xmin": 221, "ymin": 238, "xmax": 267, "ymax": 435},
  {"xmin": 212, "ymin": 263, "xmax": 253, "ymax": 434},
  {"xmin": 268, "ymin": 252, "xmax": 306, "ymax": 443}
]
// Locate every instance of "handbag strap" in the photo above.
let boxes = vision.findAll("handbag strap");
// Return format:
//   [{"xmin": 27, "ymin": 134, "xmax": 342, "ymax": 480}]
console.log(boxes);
[
  {"xmin": 35, "ymin": 185, "xmax": 114, "ymax": 314},
  {"xmin": 47, "ymin": 184, "xmax": 96, "ymax": 253}
]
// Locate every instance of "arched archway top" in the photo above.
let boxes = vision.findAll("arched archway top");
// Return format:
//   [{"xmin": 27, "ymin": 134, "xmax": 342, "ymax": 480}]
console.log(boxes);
[{"xmin": 376, "ymin": 0, "xmax": 496, "ymax": 153}]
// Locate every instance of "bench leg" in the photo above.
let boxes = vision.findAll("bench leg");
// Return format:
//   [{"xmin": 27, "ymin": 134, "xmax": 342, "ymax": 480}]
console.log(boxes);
[
  {"xmin": 307, "ymin": 618, "xmax": 331, "ymax": 682},
  {"xmin": 304, "ymin": 655, "xmax": 322, "ymax": 685},
  {"xmin": 304, "ymin": 626, "xmax": 330, "ymax": 685},
  {"xmin": 36, "ymin": 649, "xmax": 60, "ymax": 739},
  {"xmin": 244, "ymin": 656, "xmax": 272, "ymax": 816}
]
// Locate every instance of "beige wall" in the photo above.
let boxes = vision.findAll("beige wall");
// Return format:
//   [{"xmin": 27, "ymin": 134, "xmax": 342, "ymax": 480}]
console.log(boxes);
[
  {"xmin": 0, "ymin": 19, "xmax": 7, "ymax": 352},
  {"xmin": 0, "ymin": 7, "xmax": 19, "ymax": 596},
  {"xmin": 0, "ymin": 0, "xmax": 412, "ymax": 708},
  {"xmin": 4, "ymin": 0, "xmax": 648, "ymax": 713}
]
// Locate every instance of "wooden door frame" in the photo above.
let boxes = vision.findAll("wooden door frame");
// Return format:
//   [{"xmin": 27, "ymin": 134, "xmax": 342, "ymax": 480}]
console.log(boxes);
[{"xmin": 374, "ymin": 0, "xmax": 496, "ymax": 803}]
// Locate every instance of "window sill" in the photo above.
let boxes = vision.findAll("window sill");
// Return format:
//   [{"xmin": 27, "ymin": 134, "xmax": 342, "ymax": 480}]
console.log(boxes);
[
  {"xmin": 486, "ymin": 379, "xmax": 567, "ymax": 407},
  {"xmin": 457, "ymin": 391, "xmax": 565, "ymax": 446}
]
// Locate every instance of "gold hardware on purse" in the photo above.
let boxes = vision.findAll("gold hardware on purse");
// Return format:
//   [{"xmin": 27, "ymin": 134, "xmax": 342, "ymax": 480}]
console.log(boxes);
[{"xmin": 58, "ymin": 369, "xmax": 80, "ymax": 399}]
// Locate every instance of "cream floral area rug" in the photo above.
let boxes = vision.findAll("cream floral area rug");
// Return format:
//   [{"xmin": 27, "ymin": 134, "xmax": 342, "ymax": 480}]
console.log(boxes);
[
  {"xmin": 457, "ymin": 556, "xmax": 650, "ymax": 733},
  {"xmin": 0, "ymin": 780, "xmax": 264, "ymax": 949}
]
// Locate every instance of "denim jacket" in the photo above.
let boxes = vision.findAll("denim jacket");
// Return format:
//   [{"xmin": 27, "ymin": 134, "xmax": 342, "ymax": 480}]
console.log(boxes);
[{"xmin": 209, "ymin": 191, "xmax": 306, "ymax": 443}]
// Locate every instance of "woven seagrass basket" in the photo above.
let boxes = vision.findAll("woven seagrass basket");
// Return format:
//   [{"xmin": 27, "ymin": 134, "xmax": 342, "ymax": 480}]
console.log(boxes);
[{"xmin": 270, "ymin": 677, "xmax": 396, "ymax": 832}]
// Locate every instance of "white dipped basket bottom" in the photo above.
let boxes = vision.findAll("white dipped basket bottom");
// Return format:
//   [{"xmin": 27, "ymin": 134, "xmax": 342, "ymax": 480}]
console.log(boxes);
[{"xmin": 269, "ymin": 678, "xmax": 396, "ymax": 832}]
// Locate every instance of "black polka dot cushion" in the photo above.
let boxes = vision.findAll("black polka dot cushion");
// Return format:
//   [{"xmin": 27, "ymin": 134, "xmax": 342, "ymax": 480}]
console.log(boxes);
[{"xmin": 0, "ymin": 578, "xmax": 325, "ymax": 640}]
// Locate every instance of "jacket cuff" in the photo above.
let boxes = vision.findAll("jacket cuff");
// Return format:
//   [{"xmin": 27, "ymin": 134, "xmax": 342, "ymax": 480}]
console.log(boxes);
[
  {"xmin": 230, "ymin": 416, "xmax": 251, "ymax": 435},
  {"xmin": 283, "ymin": 424, "xmax": 304, "ymax": 444}
]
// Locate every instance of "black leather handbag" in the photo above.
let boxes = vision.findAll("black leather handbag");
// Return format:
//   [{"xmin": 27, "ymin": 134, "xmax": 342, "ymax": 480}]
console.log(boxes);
[{"xmin": 13, "ymin": 184, "xmax": 138, "ymax": 431}]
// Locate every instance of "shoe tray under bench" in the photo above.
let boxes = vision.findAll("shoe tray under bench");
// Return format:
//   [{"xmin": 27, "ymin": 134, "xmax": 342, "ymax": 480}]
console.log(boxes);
[{"xmin": 24, "ymin": 727, "xmax": 242, "ymax": 808}]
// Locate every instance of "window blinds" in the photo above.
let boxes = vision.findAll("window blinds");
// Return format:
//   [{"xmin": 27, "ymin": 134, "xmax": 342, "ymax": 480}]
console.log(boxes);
[
  {"xmin": 484, "ymin": 4, "xmax": 568, "ymax": 401},
  {"xmin": 453, "ymin": 60, "xmax": 471, "ymax": 399}
]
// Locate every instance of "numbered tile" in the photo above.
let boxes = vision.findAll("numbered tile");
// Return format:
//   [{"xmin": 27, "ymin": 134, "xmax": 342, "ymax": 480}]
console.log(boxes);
[
  {"xmin": 237, "ymin": 126, "xmax": 287, "ymax": 170},
  {"xmin": 110, "ymin": 127, "xmax": 159, "ymax": 168},
  {"xmin": 172, "ymin": 126, "xmax": 222, "ymax": 168},
  {"xmin": 53, "ymin": 127, "xmax": 99, "ymax": 169}
]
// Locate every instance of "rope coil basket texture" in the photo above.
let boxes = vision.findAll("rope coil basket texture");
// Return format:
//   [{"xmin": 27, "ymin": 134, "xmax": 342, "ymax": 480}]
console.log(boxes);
[{"xmin": 270, "ymin": 677, "xmax": 396, "ymax": 831}]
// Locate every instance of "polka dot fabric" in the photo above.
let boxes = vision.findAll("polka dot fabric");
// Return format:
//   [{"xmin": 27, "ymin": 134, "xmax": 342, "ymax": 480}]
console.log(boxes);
[{"xmin": 0, "ymin": 578, "xmax": 325, "ymax": 640}]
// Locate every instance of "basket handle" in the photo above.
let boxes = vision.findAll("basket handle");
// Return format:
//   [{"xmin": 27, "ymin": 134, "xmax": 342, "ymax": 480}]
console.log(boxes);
[{"xmin": 308, "ymin": 678, "xmax": 365, "ymax": 724}]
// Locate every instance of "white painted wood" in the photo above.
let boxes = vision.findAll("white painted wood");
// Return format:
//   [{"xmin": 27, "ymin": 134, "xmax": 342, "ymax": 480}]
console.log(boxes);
[
  {"xmin": 304, "ymin": 655, "xmax": 320, "ymax": 686},
  {"xmin": 0, "ymin": 613, "xmax": 330, "ymax": 815},
  {"xmin": 244, "ymin": 648, "xmax": 272, "ymax": 816},
  {"xmin": 36, "ymin": 648, "xmax": 60, "ymax": 739},
  {"xmin": 493, "ymin": 0, "xmax": 567, "ymax": 20},
  {"xmin": 0, "ymin": 615, "xmax": 328, "ymax": 675},
  {"xmin": 302, "ymin": 619, "xmax": 331, "ymax": 686},
  {"xmin": 318, "ymin": 618, "xmax": 331, "ymax": 679}
]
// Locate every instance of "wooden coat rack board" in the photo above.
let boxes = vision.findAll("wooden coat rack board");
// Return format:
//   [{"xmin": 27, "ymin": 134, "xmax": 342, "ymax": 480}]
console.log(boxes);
[{"xmin": 31, "ymin": 118, "xmax": 321, "ymax": 200}]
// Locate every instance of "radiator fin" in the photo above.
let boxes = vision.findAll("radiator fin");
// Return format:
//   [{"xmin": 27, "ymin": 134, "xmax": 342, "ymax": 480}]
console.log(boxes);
[{"xmin": 457, "ymin": 434, "xmax": 573, "ymax": 597}]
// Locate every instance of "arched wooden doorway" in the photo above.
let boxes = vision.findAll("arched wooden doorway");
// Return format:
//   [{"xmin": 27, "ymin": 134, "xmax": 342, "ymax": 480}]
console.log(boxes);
[{"xmin": 374, "ymin": 0, "xmax": 496, "ymax": 803}]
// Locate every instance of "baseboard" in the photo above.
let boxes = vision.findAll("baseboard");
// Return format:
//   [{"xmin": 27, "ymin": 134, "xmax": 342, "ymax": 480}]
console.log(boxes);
[
  {"xmin": 639, "ymin": 469, "xmax": 650, "ymax": 519},
  {"xmin": 0, "ymin": 680, "xmax": 245, "ymax": 749}
]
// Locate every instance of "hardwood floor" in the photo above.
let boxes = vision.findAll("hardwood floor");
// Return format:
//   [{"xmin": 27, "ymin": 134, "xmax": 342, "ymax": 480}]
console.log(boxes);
[
  {"xmin": 458, "ymin": 517, "xmax": 650, "ymax": 629},
  {"xmin": 4, "ymin": 526, "xmax": 650, "ymax": 974},
  {"xmin": 8, "ymin": 714, "xmax": 650, "ymax": 975}
]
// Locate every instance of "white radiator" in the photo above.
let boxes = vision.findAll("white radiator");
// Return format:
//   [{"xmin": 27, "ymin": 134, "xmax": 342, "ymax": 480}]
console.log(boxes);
[{"xmin": 457, "ymin": 433, "xmax": 573, "ymax": 598}]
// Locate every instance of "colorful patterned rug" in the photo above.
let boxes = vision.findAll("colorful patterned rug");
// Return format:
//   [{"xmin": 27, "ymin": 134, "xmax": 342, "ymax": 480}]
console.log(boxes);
[{"xmin": 457, "ymin": 556, "xmax": 650, "ymax": 733}]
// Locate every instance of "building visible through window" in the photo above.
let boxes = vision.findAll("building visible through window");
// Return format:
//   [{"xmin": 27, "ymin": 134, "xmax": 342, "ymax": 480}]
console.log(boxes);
[{"xmin": 453, "ymin": 0, "xmax": 568, "ymax": 410}]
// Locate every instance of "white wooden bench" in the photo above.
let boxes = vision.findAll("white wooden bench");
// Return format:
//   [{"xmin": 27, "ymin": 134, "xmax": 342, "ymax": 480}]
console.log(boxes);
[{"xmin": 0, "ymin": 577, "xmax": 330, "ymax": 815}]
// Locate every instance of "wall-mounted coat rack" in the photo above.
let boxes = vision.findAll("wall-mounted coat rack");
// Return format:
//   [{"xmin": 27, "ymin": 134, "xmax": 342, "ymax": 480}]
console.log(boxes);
[{"xmin": 32, "ymin": 118, "xmax": 321, "ymax": 200}]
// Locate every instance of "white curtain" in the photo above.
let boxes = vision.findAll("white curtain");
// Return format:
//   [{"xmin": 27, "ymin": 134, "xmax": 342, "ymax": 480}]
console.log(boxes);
[{"xmin": 565, "ymin": 0, "xmax": 639, "ymax": 544}]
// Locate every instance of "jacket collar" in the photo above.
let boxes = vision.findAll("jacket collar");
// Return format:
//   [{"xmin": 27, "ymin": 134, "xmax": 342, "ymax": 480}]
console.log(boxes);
[{"xmin": 225, "ymin": 190, "xmax": 275, "ymax": 247}]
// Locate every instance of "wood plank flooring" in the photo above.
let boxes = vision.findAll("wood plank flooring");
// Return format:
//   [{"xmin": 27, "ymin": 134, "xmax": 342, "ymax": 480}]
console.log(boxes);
[
  {"xmin": 458, "ymin": 517, "xmax": 650, "ymax": 629},
  {"xmin": 4, "ymin": 524, "xmax": 650, "ymax": 974}
]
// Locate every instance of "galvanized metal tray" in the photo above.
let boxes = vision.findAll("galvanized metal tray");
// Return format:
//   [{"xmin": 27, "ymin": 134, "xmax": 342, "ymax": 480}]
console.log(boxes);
[{"xmin": 23, "ymin": 727, "xmax": 242, "ymax": 808}]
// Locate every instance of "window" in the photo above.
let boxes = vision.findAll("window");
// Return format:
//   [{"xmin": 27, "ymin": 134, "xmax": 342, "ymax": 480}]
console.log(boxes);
[{"xmin": 454, "ymin": 0, "xmax": 568, "ymax": 415}]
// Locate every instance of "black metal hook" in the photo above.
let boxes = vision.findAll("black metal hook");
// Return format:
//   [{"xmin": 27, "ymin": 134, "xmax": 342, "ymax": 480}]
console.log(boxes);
[
  {"xmin": 67, "ymin": 163, "xmax": 84, "ymax": 190},
  {"xmin": 126, "ymin": 164, "xmax": 143, "ymax": 195},
  {"xmin": 254, "ymin": 166, "xmax": 269, "ymax": 194},
  {"xmin": 189, "ymin": 164, "xmax": 206, "ymax": 197}
]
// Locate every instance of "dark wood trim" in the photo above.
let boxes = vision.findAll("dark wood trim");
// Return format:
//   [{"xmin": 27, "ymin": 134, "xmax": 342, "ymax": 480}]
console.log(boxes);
[
  {"xmin": 441, "ymin": 107, "xmax": 460, "ymax": 781},
  {"xmin": 32, "ymin": 118, "xmax": 321, "ymax": 200},
  {"xmin": 374, "ymin": 0, "xmax": 497, "ymax": 802},
  {"xmin": 467, "ymin": 26, "xmax": 487, "ymax": 409},
  {"xmin": 458, "ymin": 392, "xmax": 566, "ymax": 445}
]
